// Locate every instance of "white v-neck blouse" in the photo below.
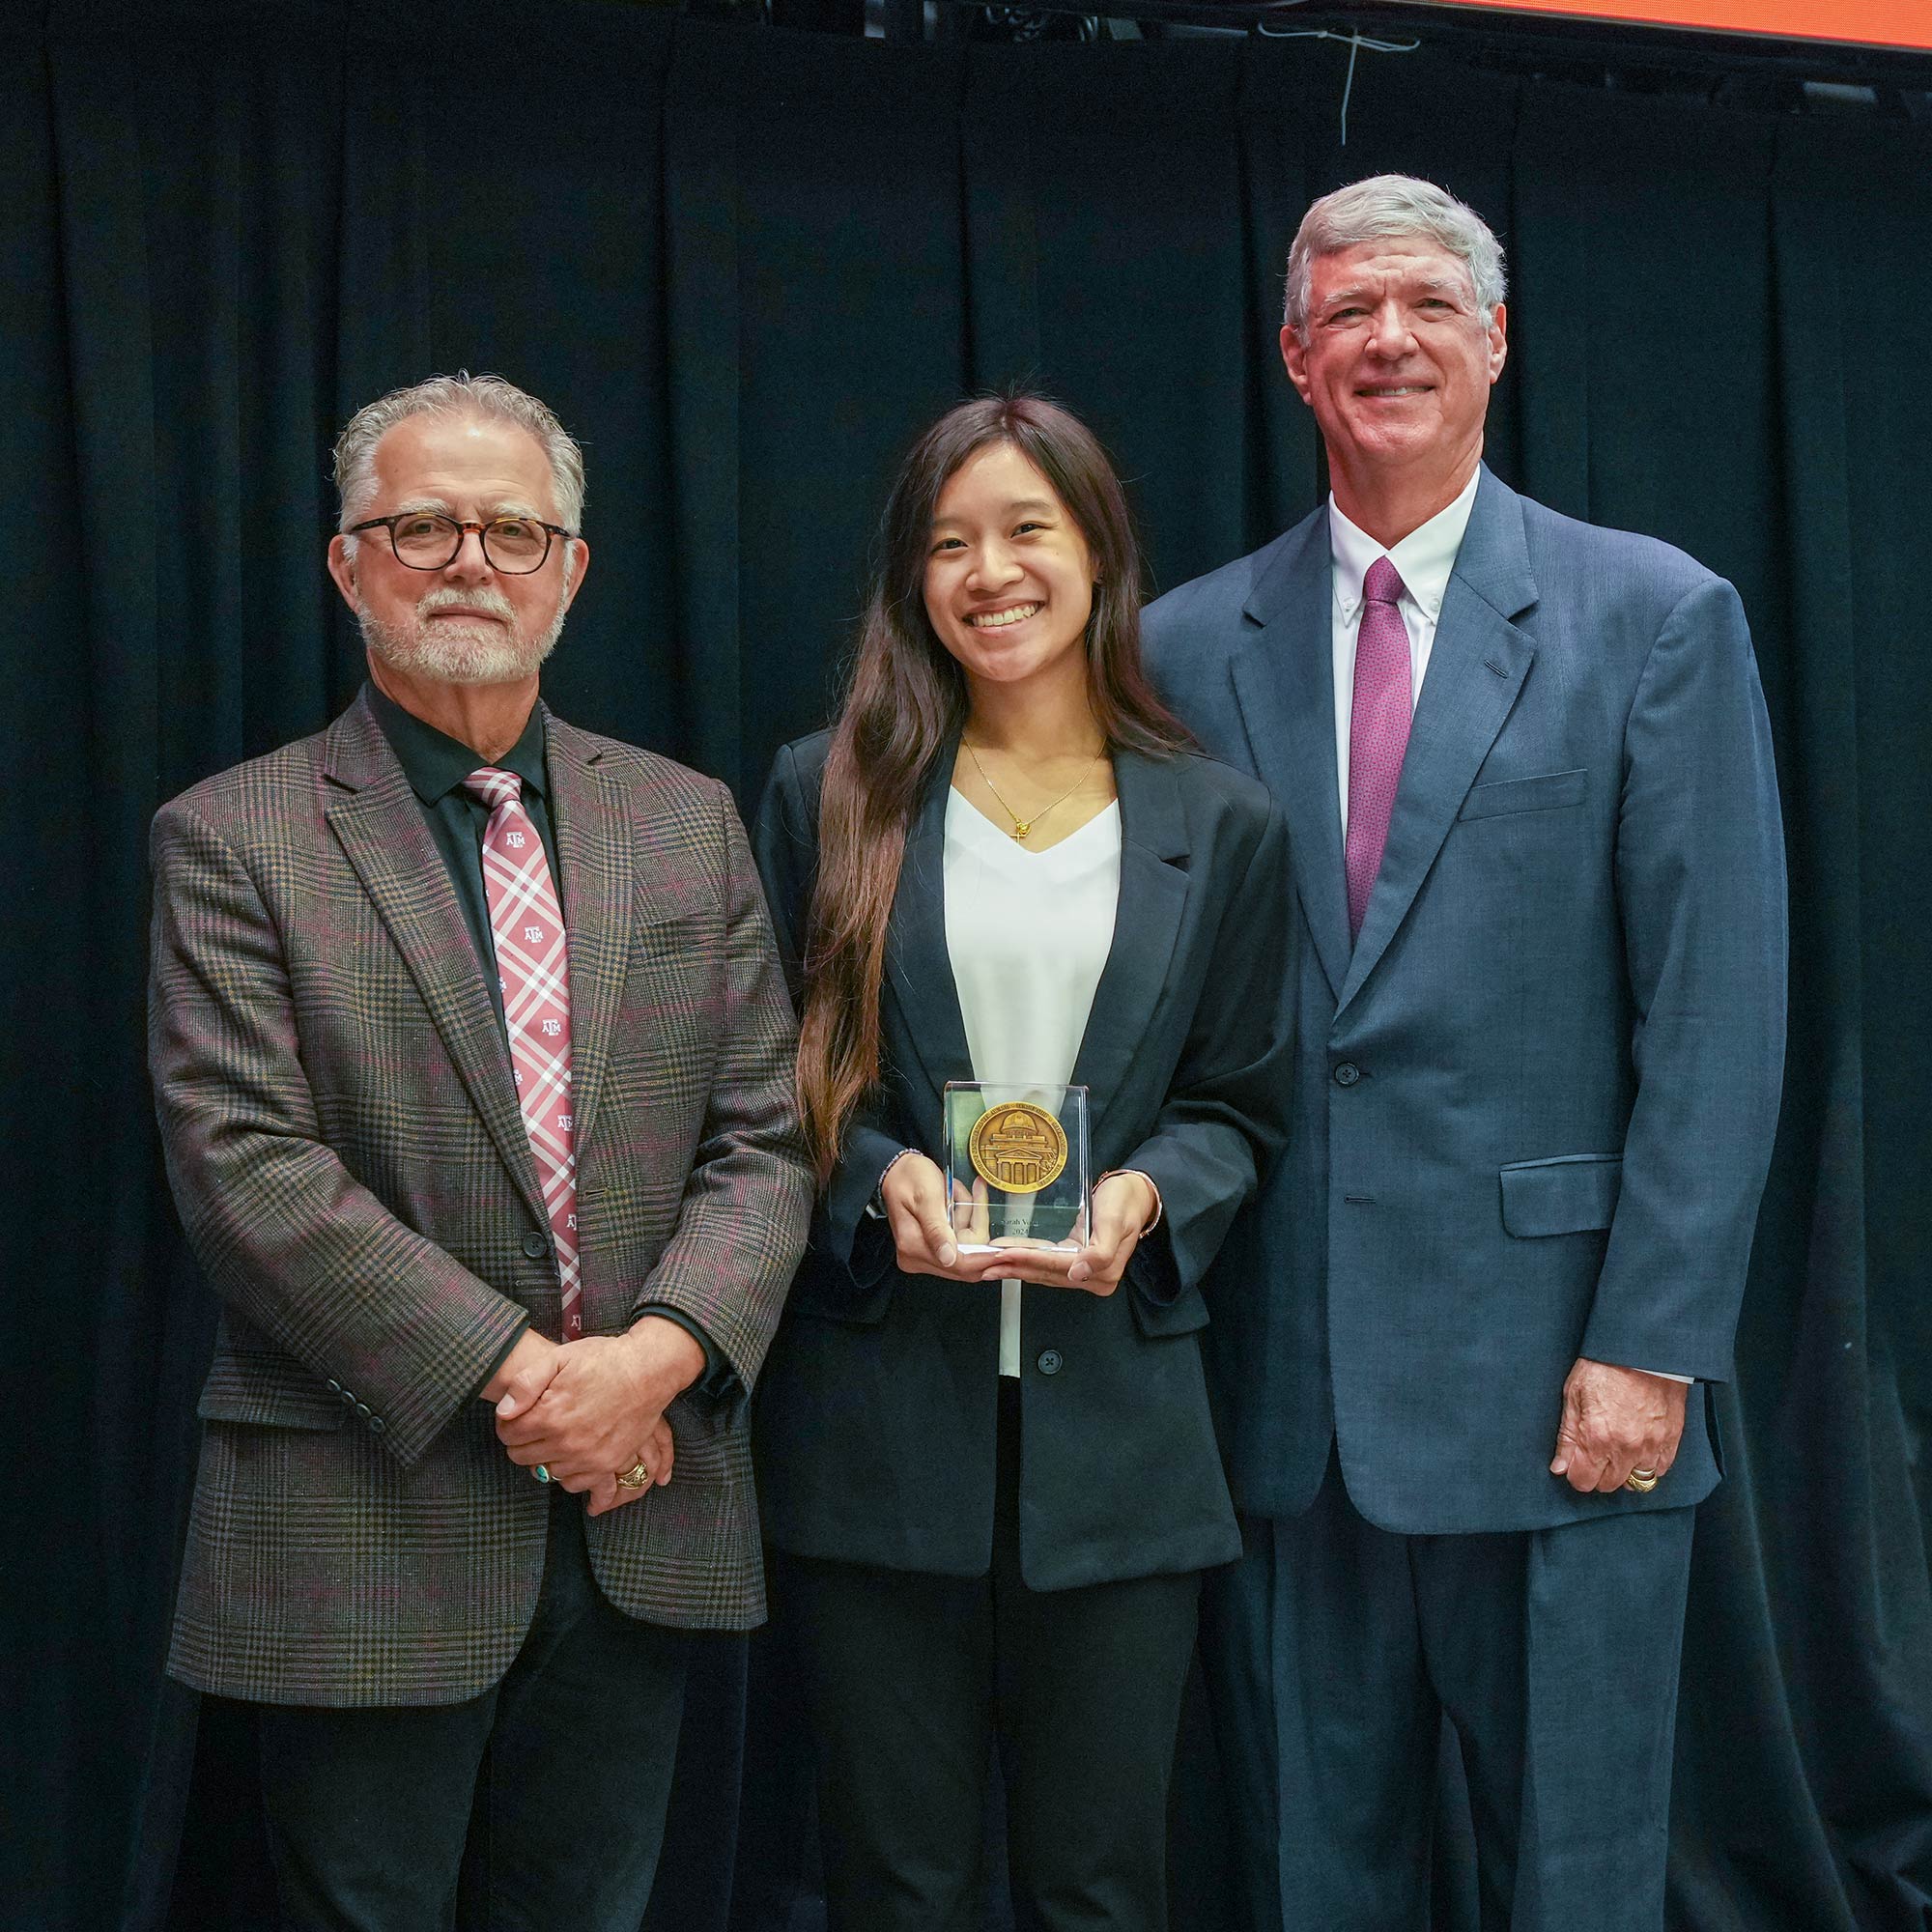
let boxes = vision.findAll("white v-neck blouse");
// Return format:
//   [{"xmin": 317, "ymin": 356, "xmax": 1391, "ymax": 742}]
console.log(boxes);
[{"xmin": 943, "ymin": 788, "xmax": 1122, "ymax": 1377}]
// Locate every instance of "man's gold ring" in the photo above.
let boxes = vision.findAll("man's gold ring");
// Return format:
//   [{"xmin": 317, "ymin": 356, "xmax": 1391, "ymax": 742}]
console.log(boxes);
[
  {"xmin": 615, "ymin": 1461, "xmax": 652, "ymax": 1490},
  {"xmin": 1623, "ymin": 1466, "xmax": 1660, "ymax": 1493}
]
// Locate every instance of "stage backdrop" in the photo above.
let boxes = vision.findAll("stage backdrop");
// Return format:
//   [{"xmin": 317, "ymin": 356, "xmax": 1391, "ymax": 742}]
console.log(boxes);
[{"xmin": 4, "ymin": 5, "xmax": 1929, "ymax": 1928}]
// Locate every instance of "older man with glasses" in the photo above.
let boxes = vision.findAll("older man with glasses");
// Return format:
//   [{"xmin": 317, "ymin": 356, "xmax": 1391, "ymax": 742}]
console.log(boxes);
[{"xmin": 149, "ymin": 373, "xmax": 812, "ymax": 1930}]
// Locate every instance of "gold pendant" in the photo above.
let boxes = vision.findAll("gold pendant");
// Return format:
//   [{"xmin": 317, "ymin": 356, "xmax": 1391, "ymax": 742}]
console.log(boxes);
[{"xmin": 1011, "ymin": 822, "xmax": 1030, "ymax": 840}]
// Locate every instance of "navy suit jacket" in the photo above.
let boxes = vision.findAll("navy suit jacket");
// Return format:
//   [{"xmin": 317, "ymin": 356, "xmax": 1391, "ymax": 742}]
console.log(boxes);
[
  {"xmin": 1144, "ymin": 468, "xmax": 1787, "ymax": 1535},
  {"xmin": 752, "ymin": 731, "xmax": 1292, "ymax": 1588}
]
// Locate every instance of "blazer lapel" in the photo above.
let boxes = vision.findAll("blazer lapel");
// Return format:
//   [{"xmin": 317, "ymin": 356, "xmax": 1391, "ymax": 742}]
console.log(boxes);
[
  {"xmin": 321, "ymin": 696, "xmax": 547, "ymax": 1228},
  {"xmin": 1231, "ymin": 511, "xmax": 1351, "ymax": 1001},
  {"xmin": 546, "ymin": 715, "xmax": 637, "ymax": 1165},
  {"xmin": 885, "ymin": 745, "xmax": 974, "ymax": 1119},
  {"xmin": 1067, "ymin": 749, "xmax": 1189, "ymax": 1151},
  {"xmin": 1337, "ymin": 469, "xmax": 1540, "ymax": 1016}
]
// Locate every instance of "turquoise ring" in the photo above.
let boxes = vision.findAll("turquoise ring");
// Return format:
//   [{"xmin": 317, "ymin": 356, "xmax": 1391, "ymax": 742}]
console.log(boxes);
[{"xmin": 533, "ymin": 1463, "xmax": 553, "ymax": 1485}]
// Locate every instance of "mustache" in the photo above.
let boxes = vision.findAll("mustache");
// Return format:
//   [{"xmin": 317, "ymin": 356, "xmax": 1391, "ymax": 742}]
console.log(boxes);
[{"xmin": 415, "ymin": 586, "xmax": 517, "ymax": 623}]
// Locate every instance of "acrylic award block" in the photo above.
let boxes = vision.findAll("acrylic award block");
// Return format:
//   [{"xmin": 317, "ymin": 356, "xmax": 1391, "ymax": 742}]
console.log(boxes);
[{"xmin": 941, "ymin": 1082, "xmax": 1092, "ymax": 1256}]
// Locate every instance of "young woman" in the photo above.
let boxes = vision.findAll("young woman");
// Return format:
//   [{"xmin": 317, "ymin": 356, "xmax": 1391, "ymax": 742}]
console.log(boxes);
[{"xmin": 752, "ymin": 395, "xmax": 1290, "ymax": 1932}]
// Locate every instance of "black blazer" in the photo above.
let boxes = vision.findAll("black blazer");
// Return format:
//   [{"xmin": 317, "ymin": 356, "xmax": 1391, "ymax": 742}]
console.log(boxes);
[{"xmin": 752, "ymin": 729, "xmax": 1292, "ymax": 1590}]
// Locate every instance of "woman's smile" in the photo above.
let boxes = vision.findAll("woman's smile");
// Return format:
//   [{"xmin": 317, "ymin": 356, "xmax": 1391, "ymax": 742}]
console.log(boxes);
[{"xmin": 924, "ymin": 441, "xmax": 1094, "ymax": 684}]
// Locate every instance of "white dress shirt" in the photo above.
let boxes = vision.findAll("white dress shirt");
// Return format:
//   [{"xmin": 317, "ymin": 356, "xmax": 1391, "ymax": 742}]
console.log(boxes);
[
  {"xmin": 1329, "ymin": 468, "xmax": 1479, "ymax": 835},
  {"xmin": 945, "ymin": 790, "xmax": 1121, "ymax": 1378},
  {"xmin": 1324, "ymin": 474, "xmax": 1690, "ymax": 1392}
]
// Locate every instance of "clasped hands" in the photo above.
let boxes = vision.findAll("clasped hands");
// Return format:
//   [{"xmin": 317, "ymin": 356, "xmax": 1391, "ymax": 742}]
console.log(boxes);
[
  {"xmin": 882, "ymin": 1151, "xmax": 1156, "ymax": 1295},
  {"xmin": 482, "ymin": 1316, "xmax": 704, "ymax": 1517},
  {"xmin": 1548, "ymin": 1356, "xmax": 1688, "ymax": 1495}
]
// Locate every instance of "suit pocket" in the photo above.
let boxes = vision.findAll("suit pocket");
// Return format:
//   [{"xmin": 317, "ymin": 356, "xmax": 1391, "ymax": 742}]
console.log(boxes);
[
  {"xmin": 1128, "ymin": 1284, "xmax": 1211, "ymax": 1338},
  {"xmin": 784, "ymin": 1275, "xmax": 896, "ymax": 1327},
  {"xmin": 1459, "ymin": 768, "xmax": 1587, "ymax": 821},
  {"xmin": 1499, "ymin": 1153, "xmax": 1623, "ymax": 1237},
  {"xmin": 197, "ymin": 1353, "xmax": 347, "ymax": 1430},
  {"xmin": 781, "ymin": 1239, "xmax": 897, "ymax": 1327}
]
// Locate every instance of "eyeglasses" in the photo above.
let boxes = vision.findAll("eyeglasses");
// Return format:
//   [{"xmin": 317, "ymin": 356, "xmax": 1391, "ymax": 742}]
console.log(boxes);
[{"xmin": 347, "ymin": 512, "xmax": 574, "ymax": 575}]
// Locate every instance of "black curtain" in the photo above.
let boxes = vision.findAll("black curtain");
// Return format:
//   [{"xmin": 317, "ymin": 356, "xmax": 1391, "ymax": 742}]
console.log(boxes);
[{"xmin": 6, "ymin": 6, "xmax": 1930, "ymax": 1928}]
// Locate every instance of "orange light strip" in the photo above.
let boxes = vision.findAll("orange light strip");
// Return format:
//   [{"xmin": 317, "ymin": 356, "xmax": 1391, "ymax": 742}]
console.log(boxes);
[{"xmin": 1404, "ymin": 0, "xmax": 1932, "ymax": 52}]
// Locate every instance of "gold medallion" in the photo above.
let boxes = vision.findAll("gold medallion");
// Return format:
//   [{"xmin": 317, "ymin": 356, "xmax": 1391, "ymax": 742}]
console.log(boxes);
[{"xmin": 968, "ymin": 1101, "xmax": 1068, "ymax": 1194}]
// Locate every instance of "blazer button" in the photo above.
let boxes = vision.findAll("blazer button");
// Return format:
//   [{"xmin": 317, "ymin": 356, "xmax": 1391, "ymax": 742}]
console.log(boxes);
[
  {"xmin": 326, "ymin": 1378, "xmax": 342, "ymax": 1394},
  {"xmin": 367, "ymin": 1416, "xmax": 387, "ymax": 1435},
  {"xmin": 355, "ymin": 1401, "xmax": 372, "ymax": 1418},
  {"xmin": 339, "ymin": 1388, "xmax": 358, "ymax": 1406},
  {"xmin": 522, "ymin": 1230, "xmax": 550, "ymax": 1259},
  {"xmin": 1333, "ymin": 1062, "xmax": 1361, "ymax": 1088},
  {"xmin": 1037, "ymin": 1350, "xmax": 1064, "ymax": 1377}
]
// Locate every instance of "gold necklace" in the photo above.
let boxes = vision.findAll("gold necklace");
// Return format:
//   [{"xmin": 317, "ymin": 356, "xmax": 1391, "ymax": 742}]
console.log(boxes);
[{"xmin": 961, "ymin": 739, "xmax": 1104, "ymax": 842}]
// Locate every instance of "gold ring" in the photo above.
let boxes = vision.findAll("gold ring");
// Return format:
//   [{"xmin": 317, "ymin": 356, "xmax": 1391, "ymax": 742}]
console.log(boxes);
[
  {"xmin": 615, "ymin": 1461, "xmax": 652, "ymax": 1490},
  {"xmin": 1623, "ymin": 1467, "xmax": 1660, "ymax": 1493}
]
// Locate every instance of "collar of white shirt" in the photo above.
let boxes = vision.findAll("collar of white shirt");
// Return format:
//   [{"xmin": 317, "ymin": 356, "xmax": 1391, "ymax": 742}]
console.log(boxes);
[{"xmin": 1329, "ymin": 467, "xmax": 1481, "ymax": 627}]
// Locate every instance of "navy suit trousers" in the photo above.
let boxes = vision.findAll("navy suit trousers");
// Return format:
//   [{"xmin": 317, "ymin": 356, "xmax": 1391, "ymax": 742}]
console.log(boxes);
[{"xmin": 1204, "ymin": 1456, "xmax": 1695, "ymax": 1932}]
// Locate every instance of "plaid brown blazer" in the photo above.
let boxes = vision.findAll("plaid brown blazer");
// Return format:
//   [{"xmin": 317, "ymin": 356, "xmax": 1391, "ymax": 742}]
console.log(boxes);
[{"xmin": 150, "ymin": 691, "xmax": 811, "ymax": 1706}]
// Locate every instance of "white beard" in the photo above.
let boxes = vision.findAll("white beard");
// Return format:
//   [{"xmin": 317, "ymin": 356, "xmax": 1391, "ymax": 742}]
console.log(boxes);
[{"xmin": 359, "ymin": 583, "xmax": 566, "ymax": 686}]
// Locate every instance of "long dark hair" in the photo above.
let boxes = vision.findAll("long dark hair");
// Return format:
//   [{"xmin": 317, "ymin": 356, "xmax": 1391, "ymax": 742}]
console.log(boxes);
[{"xmin": 796, "ymin": 393, "xmax": 1190, "ymax": 1181}]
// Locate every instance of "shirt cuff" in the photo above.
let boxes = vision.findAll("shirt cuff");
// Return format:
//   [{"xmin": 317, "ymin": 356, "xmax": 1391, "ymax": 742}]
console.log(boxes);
[
  {"xmin": 1642, "ymin": 1370, "xmax": 1694, "ymax": 1384},
  {"xmin": 469, "ymin": 1315, "xmax": 532, "ymax": 1401},
  {"xmin": 637, "ymin": 1304, "xmax": 738, "ymax": 1402}
]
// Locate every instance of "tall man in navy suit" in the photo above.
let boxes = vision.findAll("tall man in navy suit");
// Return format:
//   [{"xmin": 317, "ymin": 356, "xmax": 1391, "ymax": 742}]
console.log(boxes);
[{"xmin": 1143, "ymin": 176, "xmax": 1786, "ymax": 1930}]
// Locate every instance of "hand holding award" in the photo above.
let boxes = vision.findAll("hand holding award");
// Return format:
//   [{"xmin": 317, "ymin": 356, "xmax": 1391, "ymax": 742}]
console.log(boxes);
[{"xmin": 877, "ymin": 1149, "xmax": 1012, "ymax": 1282}]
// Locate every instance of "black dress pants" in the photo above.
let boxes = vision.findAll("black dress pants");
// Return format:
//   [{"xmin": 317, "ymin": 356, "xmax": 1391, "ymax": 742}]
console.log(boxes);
[
  {"xmin": 779, "ymin": 1378, "xmax": 1202, "ymax": 1932},
  {"xmin": 254, "ymin": 1490, "xmax": 689, "ymax": 1932}
]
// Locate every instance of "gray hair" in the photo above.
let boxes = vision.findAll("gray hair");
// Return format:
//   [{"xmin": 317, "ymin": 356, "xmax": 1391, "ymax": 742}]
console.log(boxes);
[
  {"xmin": 1284, "ymin": 175, "xmax": 1506, "ymax": 335},
  {"xmin": 332, "ymin": 372, "xmax": 586, "ymax": 543}
]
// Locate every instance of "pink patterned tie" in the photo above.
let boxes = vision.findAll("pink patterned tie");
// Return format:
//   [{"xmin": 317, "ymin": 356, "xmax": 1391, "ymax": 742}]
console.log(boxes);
[
  {"xmin": 464, "ymin": 768, "xmax": 582, "ymax": 1340},
  {"xmin": 1345, "ymin": 555, "xmax": 1412, "ymax": 941}
]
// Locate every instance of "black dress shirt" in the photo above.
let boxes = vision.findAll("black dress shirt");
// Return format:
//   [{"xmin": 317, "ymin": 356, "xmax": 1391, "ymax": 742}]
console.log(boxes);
[
  {"xmin": 367, "ymin": 680, "xmax": 557, "ymax": 1032},
  {"xmin": 367, "ymin": 682, "xmax": 729, "ymax": 1400}
]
